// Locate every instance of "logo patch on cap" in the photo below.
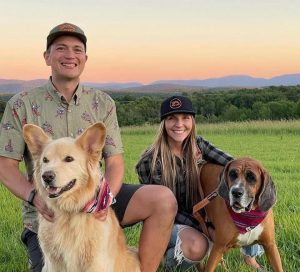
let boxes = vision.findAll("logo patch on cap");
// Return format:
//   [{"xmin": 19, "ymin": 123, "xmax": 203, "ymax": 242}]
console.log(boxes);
[
  {"xmin": 58, "ymin": 23, "xmax": 76, "ymax": 32},
  {"xmin": 170, "ymin": 98, "xmax": 182, "ymax": 109}
]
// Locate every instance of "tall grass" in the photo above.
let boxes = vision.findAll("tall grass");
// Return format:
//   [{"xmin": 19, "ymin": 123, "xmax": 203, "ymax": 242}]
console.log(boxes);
[
  {"xmin": 0, "ymin": 120, "xmax": 299, "ymax": 271},
  {"xmin": 121, "ymin": 119, "xmax": 300, "ymax": 136}
]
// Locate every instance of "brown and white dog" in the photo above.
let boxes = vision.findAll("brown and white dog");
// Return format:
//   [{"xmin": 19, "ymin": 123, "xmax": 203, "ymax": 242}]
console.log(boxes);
[
  {"xmin": 23, "ymin": 123, "xmax": 140, "ymax": 272},
  {"xmin": 198, "ymin": 157, "xmax": 283, "ymax": 272}
]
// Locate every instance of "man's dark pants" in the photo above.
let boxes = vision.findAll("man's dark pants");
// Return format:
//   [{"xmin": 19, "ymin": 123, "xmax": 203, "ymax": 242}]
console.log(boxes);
[{"xmin": 21, "ymin": 228, "xmax": 43, "ymax": 272}]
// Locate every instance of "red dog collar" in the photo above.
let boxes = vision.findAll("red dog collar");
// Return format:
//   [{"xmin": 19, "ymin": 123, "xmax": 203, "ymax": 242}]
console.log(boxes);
[{"xmin": 82, "ymin": 177, "xmax": 115, "ymax": 213}]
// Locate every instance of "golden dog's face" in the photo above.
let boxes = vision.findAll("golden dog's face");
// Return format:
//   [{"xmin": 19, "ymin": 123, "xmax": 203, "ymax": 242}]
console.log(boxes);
[
  {"xmin": 23, "ymin": 123, "xmax": 107, "ymax": 212},
  {"xmin": 37, "ymin": 138, "xmax": 89, "ymax": 199},
  {"xmin": 219, "ymin": 157, "xmax": 276, "ymax": 213}
]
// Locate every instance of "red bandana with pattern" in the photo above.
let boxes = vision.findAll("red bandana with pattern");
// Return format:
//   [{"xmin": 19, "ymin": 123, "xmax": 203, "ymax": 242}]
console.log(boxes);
[
  {"xmin": 227, "ymin": 204, "xmax": 268, "ymax": 234},
  {"xmin": 81, "ymin": 177, "xmax": 115, "ymax": 213}
]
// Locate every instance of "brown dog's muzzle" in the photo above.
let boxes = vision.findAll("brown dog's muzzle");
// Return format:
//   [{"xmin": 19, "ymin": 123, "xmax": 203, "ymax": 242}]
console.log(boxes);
[{"xmin": 219, "ymin": 157, "xmax": 277, "ymax": 213}]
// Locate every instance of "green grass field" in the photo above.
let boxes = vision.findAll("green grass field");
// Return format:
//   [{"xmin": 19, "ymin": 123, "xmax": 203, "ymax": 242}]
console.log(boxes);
[{"xmin": 1, "ymin": 120, "xmax": 299, "ymax": 271}]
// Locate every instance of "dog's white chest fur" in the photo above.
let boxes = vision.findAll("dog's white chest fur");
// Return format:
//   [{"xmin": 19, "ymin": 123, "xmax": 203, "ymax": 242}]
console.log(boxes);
[{"xmin": 237, "ymin": 223, "xmax": 264, "ymax": 246}]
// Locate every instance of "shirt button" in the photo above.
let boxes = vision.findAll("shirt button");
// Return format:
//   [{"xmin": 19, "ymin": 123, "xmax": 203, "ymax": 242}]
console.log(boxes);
[{"xmin": 68, "ymin": 109, "xmax": 72, "ymax": 113}]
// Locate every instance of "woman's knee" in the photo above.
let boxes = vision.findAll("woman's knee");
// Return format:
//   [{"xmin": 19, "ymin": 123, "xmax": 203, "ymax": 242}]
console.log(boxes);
[
  {"xmin": 179, "ymin": 230, "xmax": 209, "ymax": 261},
  {"xmin": 185, "ymin": 235, "xmax": 208, "ymax": 261}
]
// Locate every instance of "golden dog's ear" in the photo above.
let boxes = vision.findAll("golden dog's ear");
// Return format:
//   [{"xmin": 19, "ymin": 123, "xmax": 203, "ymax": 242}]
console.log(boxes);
[
  {"xmin": 218, "ymin": 160, "xmax": 232, "ymax": 201},
  {"xmin": 257, "ymin": 171, "xmax": 276, "ymax": 212},
  {"xmin": 76, "ymin": 122, "xmax": 107, "ymax": 161},
  {"xmin": 23, "ymin": 124, "xmax": 51, "ymax": 160}
]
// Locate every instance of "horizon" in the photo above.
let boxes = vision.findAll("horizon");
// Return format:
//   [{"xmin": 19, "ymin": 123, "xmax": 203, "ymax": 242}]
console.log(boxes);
[
  {"xmin": 1, "ymin": 72, "xmax": 300, "ymax": 85},
  {"xmin": 1, "ymin": 1, "xmax": 300, "ymax": 84}
]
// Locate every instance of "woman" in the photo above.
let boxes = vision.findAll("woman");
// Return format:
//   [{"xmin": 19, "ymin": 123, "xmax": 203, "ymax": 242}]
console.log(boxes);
[{"xmin": 136, "ymin": 95, "xmax": 264, "ymax": 271}]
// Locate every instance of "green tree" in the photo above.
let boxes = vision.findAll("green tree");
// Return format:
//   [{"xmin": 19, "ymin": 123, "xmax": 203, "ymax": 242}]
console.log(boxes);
[
  {"xmin": 223, "ymin": 105, "xmax": 241, "ymax": 121},
  {"xmin": 295, "ymin": 101, "xmax": 300, "ymax": 118},
  {"xmin": 252, "ymin": 102, "xmax": 271, "ymax": 120}
]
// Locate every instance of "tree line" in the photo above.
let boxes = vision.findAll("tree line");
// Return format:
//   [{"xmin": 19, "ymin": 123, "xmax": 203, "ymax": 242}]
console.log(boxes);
[
  {"xmin": 114, "ymin": 85, "xmax": 300, "ymax": 126},
  {"xmin": 1, "ymin": 85, "xmax": 300, "ymax": 126}
]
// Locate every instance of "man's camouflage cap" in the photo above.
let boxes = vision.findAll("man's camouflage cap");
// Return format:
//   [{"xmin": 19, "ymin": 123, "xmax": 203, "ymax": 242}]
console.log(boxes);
[{"xmin": 46, "ymin": 23, "xmax": 87, "ymax": 50}]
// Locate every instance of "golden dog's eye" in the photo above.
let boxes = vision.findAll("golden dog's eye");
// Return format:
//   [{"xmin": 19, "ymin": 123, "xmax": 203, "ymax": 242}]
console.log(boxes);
[
  {"xmin": 64, "ymin": 156, "xmax": 74, "ymax": 162},
  {"xmin": 229, "ymin": 169, "xmax": 238, "ymax": 181},
  {"xmin": 43, "ymin": 157, "xmax": 49, "ymax": 163},
  {"xmin": 246, "ymin": 171, "xmax": 256, "ymax": 183}
]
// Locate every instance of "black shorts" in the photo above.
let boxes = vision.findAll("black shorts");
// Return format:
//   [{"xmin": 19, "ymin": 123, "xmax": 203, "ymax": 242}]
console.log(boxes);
[{"xmin": 111, "ymin": 183, "xmax": 144, "ymax": 224}]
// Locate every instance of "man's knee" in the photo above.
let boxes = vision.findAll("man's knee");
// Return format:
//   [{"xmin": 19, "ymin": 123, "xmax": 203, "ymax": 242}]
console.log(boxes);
[
  {"xmin": 153, "ymin": 186, "xmax": 177, "ymax": 216},
  {"xmin": 21, "ymin": 228, "xmax": 44, "ymax": 272}
]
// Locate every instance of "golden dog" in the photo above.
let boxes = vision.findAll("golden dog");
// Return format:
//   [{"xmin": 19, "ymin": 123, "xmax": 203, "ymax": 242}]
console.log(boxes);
[
  {"xmin": 196, "ymin": 157, "xmax": 283, "ymax": 271},
  {"xmin": 23, "ymin": 123, "xmax": 140, "ymax": 272}
]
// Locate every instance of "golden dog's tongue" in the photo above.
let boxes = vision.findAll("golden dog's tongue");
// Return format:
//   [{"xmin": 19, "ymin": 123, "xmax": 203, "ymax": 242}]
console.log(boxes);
[
  {"xmin": 46, "ymin": 186, "xmax": 62, "ymax": 194},
  {"xmin": 45, "ymin": 180, "xmax": 76, "ymax": 198}
]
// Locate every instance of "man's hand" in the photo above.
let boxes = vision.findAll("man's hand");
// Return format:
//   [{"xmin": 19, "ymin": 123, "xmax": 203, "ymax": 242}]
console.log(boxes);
[
  {"xmin": 33, "ymin": 194, "xmax": 55, "ymax": 222},
  {"xmin": 94, "ymin": 207, "xmax": 109, "ymax": 221}
]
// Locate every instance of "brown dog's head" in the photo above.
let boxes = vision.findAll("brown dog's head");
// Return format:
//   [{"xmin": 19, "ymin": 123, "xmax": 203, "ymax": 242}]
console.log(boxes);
[
  {"xmin": 23, "ymin": 122, "xmax": 107, "ymax": 212},
  {"xmin": 218, "ymin": 157, "xmax": 276, "ymax": 213}
]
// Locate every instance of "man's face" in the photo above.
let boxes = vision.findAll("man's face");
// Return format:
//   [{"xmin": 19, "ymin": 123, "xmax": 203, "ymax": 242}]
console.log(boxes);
[{"xmin": 44, "ymin": 36, "xmax": 88, "ymax": 81}]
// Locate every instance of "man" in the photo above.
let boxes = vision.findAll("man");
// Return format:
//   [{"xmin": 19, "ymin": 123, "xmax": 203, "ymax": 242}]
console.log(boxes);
[{"xmin": 0, "ymin": 23, "xmax": 177, "ymax": 272}]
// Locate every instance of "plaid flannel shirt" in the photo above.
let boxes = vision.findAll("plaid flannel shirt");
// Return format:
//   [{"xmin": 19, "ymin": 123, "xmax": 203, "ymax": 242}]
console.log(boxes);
[{"xmin": 136, "ymin": 136, "xmax": 233, "ymax": 230}]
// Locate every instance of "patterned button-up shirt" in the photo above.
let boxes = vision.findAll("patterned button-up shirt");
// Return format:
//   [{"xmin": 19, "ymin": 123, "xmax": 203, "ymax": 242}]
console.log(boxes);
[
  {"xmin": 136, "ymin": 136, "xmax": 233, "ymax": 230},
  {"xmin": 0, "ymin": 79, "xmax": 123, "ymax": 233}
]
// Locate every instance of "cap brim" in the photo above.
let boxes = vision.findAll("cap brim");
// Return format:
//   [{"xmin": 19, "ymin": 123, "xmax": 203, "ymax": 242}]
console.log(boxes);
[
  {"xmin": 47, "ymin": 32, "xmax": 87, "ymax": 49},
  {"xmin": 161, "ymin": 110, "xmax": 195, "ymax": 120}
]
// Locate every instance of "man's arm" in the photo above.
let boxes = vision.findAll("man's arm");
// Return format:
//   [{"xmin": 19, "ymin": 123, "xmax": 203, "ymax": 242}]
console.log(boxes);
[
  {"xmin": 104, "ymin": 154, "xmax": 124, "ymax": 197},
  {"xmin": 0, "ymin": 156, "xmax": 54, "ymax": 222},
  {"xmin": 93, "ymin": 154, "xmax": 124, "ymax": 221}
]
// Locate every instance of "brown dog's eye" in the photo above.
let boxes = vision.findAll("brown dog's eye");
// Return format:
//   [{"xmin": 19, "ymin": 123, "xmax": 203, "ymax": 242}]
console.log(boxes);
[
  {"xmin": 229, "ymin": 169, "xmax": 238, "ymax": 181},
  {"xmin": 246, "ymin": 171, "xmax": 256, "ymax": 184},
  {"xmin": 43, "ymin": 157, "xmax": 49, "ymax": 163},
  {"xmin": 64, "ymin": 156, "xmax": 74, "ymax": 162}
]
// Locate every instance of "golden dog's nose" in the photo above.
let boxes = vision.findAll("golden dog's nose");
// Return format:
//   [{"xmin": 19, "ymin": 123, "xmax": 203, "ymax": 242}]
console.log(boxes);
[{"xmin": 42, "ymin": 171, "xmax": 56, "ymax": 184}]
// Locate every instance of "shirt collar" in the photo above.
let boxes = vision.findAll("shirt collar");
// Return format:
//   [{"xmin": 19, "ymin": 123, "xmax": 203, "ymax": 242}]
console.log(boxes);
[{"xmin": 46, "ymin": 77, "xmax": 85, "ymax": 105}]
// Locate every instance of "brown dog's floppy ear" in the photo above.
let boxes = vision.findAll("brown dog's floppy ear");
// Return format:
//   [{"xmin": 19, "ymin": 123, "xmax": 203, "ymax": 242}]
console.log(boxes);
[
  {"xmin": 257, "ymin": 171, "xmax": 276, "ymax": 212},
  {"xmin": 76, "ymin": 122, "xmax": 107, "ymax": 161},
  {"xmin": 218, "ymin": 160, "xmax": 232, "ymax": 201},
  {"xmin": 23, "ymin": 124, "xmax": 51, "ymax": 160}
]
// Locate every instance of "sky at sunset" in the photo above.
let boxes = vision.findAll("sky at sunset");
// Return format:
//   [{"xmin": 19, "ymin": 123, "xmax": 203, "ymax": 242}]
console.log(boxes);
[{"xmin": 1, "ymin": 0, "xmax": 300, "ymax": 84}]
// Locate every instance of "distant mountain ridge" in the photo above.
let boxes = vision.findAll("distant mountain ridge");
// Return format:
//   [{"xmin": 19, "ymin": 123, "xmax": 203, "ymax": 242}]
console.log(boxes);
[
  {"xmin": 1, "ymin": 73, "xmax": 300, "ymax": 94},
  {"xmin": 152, "ymin": 74, "xmax": 300, "ymax": 88}
]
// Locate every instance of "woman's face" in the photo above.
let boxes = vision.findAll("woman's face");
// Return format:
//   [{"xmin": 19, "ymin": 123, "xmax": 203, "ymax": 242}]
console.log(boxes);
[{"xmin": 164, "ymin": 113, "xmax": 193, "ymax": 146}]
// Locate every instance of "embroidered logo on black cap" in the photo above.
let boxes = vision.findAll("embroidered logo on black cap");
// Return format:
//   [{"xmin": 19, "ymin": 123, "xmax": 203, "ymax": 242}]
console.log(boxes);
[{"xmin": 170, "ymin": 98, "xmax": 182, "ymax": 109}]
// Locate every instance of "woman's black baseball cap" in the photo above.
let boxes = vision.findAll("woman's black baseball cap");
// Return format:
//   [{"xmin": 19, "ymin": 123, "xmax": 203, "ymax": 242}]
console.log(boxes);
[{"xmin": 160, "ymin": 95, "xmax": 195, "ymax": 121}]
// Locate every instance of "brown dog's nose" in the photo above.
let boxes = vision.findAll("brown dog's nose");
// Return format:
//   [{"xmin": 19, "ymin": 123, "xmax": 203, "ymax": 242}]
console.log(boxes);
[
  {"xmin": 42, "ymin": 171, "xmax": 56, "ymax": 184},
  {"xmin": 231, "ymin": 187, "xmax": 244, "ymax": 198}
]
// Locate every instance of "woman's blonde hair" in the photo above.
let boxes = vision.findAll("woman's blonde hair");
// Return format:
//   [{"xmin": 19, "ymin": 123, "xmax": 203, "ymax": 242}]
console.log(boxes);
[{"xmin": 147, "ymin": 117, "xmax": 200, "ymax": 209}]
